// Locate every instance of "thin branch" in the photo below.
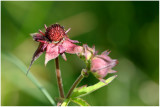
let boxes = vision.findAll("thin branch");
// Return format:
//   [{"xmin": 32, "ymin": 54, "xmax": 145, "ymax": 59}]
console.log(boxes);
[
  {"xmin": 55, "ymin": 57, "xmax": 65, "ymax": 98},
  {"xmin": 66, "ymin": 70, "xmax": 85, "ymax": 98}
]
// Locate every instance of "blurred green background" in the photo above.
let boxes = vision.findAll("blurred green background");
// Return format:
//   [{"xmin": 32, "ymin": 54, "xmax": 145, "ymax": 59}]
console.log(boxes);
[{"xmin": 1, "ymin": 1, "xmax": 159, "ymax": 106}]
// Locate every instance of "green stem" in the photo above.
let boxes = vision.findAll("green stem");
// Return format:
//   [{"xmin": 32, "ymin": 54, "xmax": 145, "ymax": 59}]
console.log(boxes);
[{"xmin": 66, "ymin": 69, "xmax": 86, "ymax": 98}]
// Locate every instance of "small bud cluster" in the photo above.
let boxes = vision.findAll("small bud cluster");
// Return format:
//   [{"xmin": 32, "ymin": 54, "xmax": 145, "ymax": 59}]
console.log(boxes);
[{"xmin": 78, "ymin": 44, "xmax": 118, "ymax": 82}]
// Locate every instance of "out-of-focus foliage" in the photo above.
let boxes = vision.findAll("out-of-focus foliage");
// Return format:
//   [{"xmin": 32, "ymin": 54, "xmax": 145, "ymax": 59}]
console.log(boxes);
[
  {"xmin": 2, "ymin": 52, "xmax": 56, "ymax": 105},
  {"xmin": 1, "ymin": 1, "xmax": 159, "ymax": 106}
]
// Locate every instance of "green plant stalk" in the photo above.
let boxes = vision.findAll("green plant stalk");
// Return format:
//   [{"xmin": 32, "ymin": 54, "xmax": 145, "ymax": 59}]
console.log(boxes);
[
  {"xmin": 66, "ymin": 69, "xmax": 85, "ymax": 98},
  {"xmin": 55, "ymin": 57, "xmax": 65, "ymax": 98},
  {"xmin": 2, "ymin": 52, "xmax": 56, "ymax": 106}
]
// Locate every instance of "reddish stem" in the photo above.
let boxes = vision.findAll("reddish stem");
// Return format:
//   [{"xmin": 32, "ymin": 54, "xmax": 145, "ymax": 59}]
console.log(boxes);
[{"xmin": 55, "ymin": 57, "xmax": 65, "ymax": 98}]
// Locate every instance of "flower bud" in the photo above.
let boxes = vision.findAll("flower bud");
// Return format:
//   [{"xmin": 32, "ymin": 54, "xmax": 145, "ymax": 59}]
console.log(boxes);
[
  {"xmin": 78, "ymin": 44, "xmax": 96, "ymax": 61},
  {"xmin": 77, "ymin": 44, "xmax": 118, "ymax": 81},
  {"xmin": 91, "ymin": 50, "xmax": 118, "ymax": 80}
]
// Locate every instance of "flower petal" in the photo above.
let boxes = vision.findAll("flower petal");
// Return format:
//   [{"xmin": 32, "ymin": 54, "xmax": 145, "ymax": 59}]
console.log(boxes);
[
  {"xmin": 45, "ymin": 43, "xmax": 59, "ymax": 65},
  {"xmin": 91, "ymin": 51, "xmax": 118, "ymax": 79},
  {"xmin": 66, "ymin": 38, "xmax": 80, "ymax": 43},
  {"xmin": 91, "ymin": 57, "xmax": 109, "ymax": 78},
  {"xmin": 108, "ymin": 69, "xmax": 117, "ymax": 73},
  {"xmin": 62, "ymin": 40, "xmax": 82, "ymax": 54},
  {"xmin": 101, "ymin": 50, "xmax": 111, "ymax": 56},
  {"xmin": 91, "ymin": 57, "xmax": 108, "ymax": 71},
  {"xmin": 31, "ymin": 33, "xmax": 49, "ymax": 43},
  {"xmin": 27, "ymin": 43, "xmax": 47, "ymax": 74},
  {"xmin": 30, "ymin": 33, "xmax": 45, "ymax": 41},
  {"xmin": 59, "ymin": 44, "xmax": 66, "ymax": 54},
  {"xmin": 61, "ymin": 53, "xmax": 67, "ymax": 61},
  {"xmin": 83, "ymin": 44, "xmax": 92, "ymax": 60}
]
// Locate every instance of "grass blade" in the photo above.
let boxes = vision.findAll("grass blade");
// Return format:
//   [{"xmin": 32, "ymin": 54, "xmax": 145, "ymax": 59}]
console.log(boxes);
[{"xmin": 2, "ymin": 52, "xmax": 56, "ymax": 106}]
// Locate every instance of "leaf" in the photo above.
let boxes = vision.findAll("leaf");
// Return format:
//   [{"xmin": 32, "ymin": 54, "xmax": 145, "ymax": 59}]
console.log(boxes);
[
  {"xmin": 71, "ymin": 98, "xmax": 90, "ymax": 106},
  {"xmin": 2, "ymin": 52, "xmax": 56, "ymax": 106},
  {"xmin": 61, "ymin": 99, "xmax": 70, "ymax": 106},
  {"xmin": 71, "ymin": 75, "xmax": 117, "ymax": 98}
]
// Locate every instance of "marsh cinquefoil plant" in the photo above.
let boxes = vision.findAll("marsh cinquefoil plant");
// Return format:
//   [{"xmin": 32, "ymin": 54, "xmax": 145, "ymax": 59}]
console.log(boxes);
[{"xmin": 27, "ymin": 24, "xmax": 118, "ymax": 106}]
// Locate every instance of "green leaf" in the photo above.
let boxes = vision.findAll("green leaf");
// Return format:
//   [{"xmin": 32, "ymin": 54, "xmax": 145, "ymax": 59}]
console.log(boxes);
[
  {"xmin": 2, "ymin": 52, "xmax": 56, "ymax": 106},
  {"xmin": 71, "ymin": 98, "xmax": 90, "ymax": 106},
  {"xmin": 61, "ymin": 99, "xmax": 70, "ymax": 106},
  {"xmin": 71, "ymin": 75, "xmax": 117, "ymax": 98}
]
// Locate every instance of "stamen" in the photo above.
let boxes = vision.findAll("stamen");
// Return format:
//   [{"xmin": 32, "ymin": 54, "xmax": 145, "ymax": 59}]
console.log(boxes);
[
  {"xmin": 39, "ymin": 30, "xmax": 45, "ymax": 36},
  {"xmin": 65, "ymin": 28, "xmax": 71, "ymax": 34},
  {"xmin": 44, "ymin": 24, "xmax": 47, "ymax": 30},
  {"xmin": 37, "ymin": 40, "xmax": 48, "ymax": 44}
]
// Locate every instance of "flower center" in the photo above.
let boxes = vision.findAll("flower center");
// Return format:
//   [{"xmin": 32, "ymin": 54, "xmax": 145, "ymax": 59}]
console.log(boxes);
[{"xmin": 45, "ymin": 24, "xmax": 66, "ymax": 42}]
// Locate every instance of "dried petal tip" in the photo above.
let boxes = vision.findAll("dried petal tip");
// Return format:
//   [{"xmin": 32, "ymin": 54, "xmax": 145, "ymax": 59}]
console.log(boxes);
[
  {"xmin": 61, "ymin": 53, "xmax": 67, "ymax": 61},
  {"xmin": 30, "ymin": 33, "xmax": 44, "ymax": 41},
  {"xmin": 101, "ymin": 50, "xmax": 111, "ymax": 56},
  {"xmin": 27, "ymin": 43, "xmax": 47, "ymax": 72},
  {"xmin": 26, "ymin": 64, "xmax": 32, "ymax": 75}
]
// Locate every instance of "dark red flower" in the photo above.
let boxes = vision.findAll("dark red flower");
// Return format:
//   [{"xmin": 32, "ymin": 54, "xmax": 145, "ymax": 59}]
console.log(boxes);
[{"xmin": 28, "ymin": 24, "xmax": 82, "ymax": 72}]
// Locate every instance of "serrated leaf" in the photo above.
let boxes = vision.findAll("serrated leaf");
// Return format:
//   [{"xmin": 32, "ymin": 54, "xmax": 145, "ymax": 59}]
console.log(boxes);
[
  {"xmin": 71, "ymin": 98, "xmax": 90, "ymax": 106},
  {"xmin": 71, "ymin": 75, "xmax": 117, "ymax": 98},
  {"xmin": 61, "ymin": 99, "xmax": 70, "ymax": 106}
]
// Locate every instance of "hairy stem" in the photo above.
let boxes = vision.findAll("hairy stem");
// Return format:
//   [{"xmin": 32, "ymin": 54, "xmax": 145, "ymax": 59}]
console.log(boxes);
[
  {"xmin": 55, "ymin": 57, "xmax": 65, "ymax": 98},
  {"xmin": 66, "ymin": 69, "xmax": 85, "ymax": 98}
]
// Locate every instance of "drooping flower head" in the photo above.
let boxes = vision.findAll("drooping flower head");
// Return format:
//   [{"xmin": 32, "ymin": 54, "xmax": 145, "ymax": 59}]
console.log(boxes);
[
  {"xmin": 78, "ymin": 44, "xmax": 118, "ymax": 82},
  {"xmin": 27, "ymin": 24, "xmax": 82, "ymax": 73}
]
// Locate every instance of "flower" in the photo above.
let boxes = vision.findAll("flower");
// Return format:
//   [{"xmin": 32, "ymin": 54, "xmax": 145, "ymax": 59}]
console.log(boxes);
[
  {"xmin": 28, "ymin": 24, "xmax": 82, "ymax": 72},
  {"xmin": 78, "ymin": 45, "xmax": 118, "ymax": 82},
  {"xmin": 91, "ymin": 50, "xmax": 118, "ymax": 81}
]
